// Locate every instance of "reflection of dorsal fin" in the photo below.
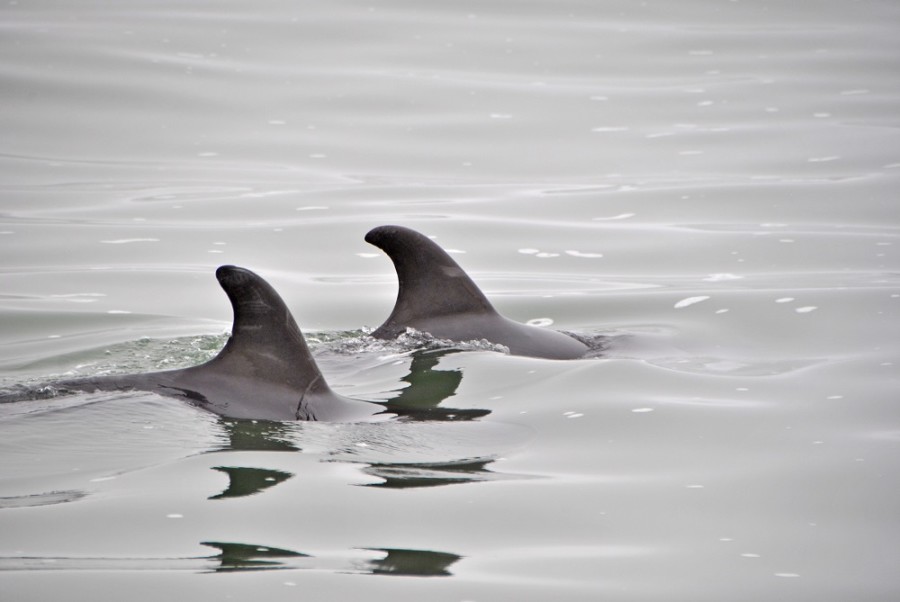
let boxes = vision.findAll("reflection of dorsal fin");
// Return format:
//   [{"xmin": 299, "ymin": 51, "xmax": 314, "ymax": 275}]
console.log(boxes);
[
  {"xmin": 365, "ymin": 225, "xmax": 497, "ymax": 337},
  {"xmin": 205, "ymin": 265, "xmax": 332, "ymax": 399}
]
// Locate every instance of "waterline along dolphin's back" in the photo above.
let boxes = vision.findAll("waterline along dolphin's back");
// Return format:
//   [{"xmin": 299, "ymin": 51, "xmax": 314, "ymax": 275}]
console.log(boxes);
[
  {"xmin": 365, "ymin": 225, "xmax": 589, "ymax": 360},
  {"xmin": 17, "ymin": 266, "xmax": 380, "ymax": 422}
]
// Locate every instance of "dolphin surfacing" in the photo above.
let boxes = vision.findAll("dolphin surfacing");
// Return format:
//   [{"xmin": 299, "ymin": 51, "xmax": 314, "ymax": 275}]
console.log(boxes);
[
  {"xmin": 30, "ymin": 266, "xmax": 379, "ymax": 422},
  {"xmin": 365, "ymin": 225, "xmax": 589, "ymax": 360}
]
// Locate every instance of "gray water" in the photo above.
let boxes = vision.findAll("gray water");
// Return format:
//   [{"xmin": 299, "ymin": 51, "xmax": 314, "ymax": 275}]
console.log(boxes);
[{"xmin": 2, "ymin": 1, "xmax": 899, "ymax": 600}]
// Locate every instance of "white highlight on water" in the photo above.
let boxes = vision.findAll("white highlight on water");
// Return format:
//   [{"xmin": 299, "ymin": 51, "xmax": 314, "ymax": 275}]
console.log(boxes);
[
  {"xmin": 703, "ymin": 273, "xmax": 742, "ymax": 282},
  {"xmin": 593, "ymin": 213, "xmax": 635, "ymax": 221},
  {"xmin": 674, "ymin": 296, "xmax": 711, "ymax": 308}
]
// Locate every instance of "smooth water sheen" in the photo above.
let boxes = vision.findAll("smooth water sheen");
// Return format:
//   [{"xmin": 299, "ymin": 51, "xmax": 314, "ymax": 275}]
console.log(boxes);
[{"xmin": 1, "ymin": 1, "xmax": 899, "ymax": 600}]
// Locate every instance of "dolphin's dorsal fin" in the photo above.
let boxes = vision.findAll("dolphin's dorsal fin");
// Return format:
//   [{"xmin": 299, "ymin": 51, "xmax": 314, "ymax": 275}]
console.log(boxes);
[
  {"xmin": 365, "ymin": 225, "xmax": 497, "ymax": 337},
  {"xmin": 204, "ymin": 265, "xmax": 332, "ymax": 400}
]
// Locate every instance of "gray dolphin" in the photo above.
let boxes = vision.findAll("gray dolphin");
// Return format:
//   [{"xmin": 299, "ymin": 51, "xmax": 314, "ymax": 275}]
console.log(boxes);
[
  {"xmin": 19, "ymin": 266, "xmax": 380, "ymax": 422},
  {"xmin": 365, "ymin": 225, "xmax": 589, "ymax": 360}
]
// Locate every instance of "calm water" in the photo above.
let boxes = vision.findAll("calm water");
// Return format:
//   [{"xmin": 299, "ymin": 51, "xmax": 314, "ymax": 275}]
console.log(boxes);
[{"xmin": 2, "ymin": 1, "xmax": 899, "ymax": 600}]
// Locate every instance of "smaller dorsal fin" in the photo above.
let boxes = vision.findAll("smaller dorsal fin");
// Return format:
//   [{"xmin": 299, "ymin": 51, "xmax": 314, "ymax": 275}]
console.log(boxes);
[
  {"xmin": 207, "ymin": 265, "xmax": 332, "ymax": 399},
  {"xmin": 365, "ymin": 225, "xmax": 497, "ymax": 338}
]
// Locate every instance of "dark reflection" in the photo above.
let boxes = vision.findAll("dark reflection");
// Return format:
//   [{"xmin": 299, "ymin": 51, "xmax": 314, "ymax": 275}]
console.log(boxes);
[
  {"xmin": 218, "ymin": 419, "xmax": 300, "ymax": 451},
  {"xmin": 198, "ymin": 543, "xmax": 460, "ymax": 577},
  {"xmin": 200, "ymin": 541, "xmax": 309, "ymax": 573},
  {"xmin": 362, "ymin": 548, "xmax": 462, "ymax": 577},
  {"xmin": 209, "ymin": 466, "xmax": 293, "ymax": 500},
  {"xmin": 0, "ymin": 545, "xmax": 464, "ymax": 575},
  {"xmin": 363, "ymin": 459, "xmax": 499, "ymax": 489},
  {"xmin": 381, "ymin": 349, "xmax": 490, "ymax": 421},
  {"xmin": 0, "ymin": 490, "xmax": 87, "ymax": 509}
]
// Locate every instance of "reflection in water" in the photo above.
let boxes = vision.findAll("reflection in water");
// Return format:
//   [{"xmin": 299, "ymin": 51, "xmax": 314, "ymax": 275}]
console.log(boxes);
[
  {"xmin": 0, "ymin": 543, "xmax": 462, "ymax": 576},
  {"xmin": 198, "ymin": 350, "xmax": 499, "ymax": 504},
  {"xmin": 203, "ymin": 544, "xmax": 462, "ymax": 576},
  {"xmin": 363, "ymin": 459, "xmax": 502, "ymax": 489},
  {"xmin": 208, "ymin": 466, "xmax": 293, "ymax": 500},
  {"xmin": 362, "ymin": 548, "xmax": 462, "ymax": 577},
  {"xmin": 200, "ymin": 541, "xmax": 309, "ymax": 573},
  {"xmin": 389, "ymin": 350, "xmax": 462, "ymax": 407},
  {"xmin": 201, "ymin": 543, "xmax": 462, "ymax": 576},
  {"xmin": 217, "ymin": 419, "xmax": 299, "ymax": 451},
  {"xmin": 0, "ymin": 542, "xmax": 310, "ymax": 573},
  {"xmin": 382, "ymin": 350, "xmax": 490, "ymax": 421}
]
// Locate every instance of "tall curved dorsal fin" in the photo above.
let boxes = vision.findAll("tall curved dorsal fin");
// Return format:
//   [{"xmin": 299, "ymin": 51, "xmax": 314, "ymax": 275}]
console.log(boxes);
[
  {"xmin": 206, "ymin": 265, "xmax": 332, "ymax": 398},
  {"xmin": 365, "ymin": 225, "xmax": 497, "ymax": 338}
]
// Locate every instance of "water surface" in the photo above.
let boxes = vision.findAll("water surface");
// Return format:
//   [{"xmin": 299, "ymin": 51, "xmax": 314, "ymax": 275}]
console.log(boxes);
[{"xmin": 1, "ymin": 1, "xmax": 899, "ymax": 600}]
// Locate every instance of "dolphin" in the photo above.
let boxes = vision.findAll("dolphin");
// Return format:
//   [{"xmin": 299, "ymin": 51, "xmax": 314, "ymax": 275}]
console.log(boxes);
[
  {"xmin": 11, "ymin": 266, "xmax": 380, "ymax": 422},
  {"xmin": 364, "ymin": 225, "xmax": 590, "ymax": 360}
]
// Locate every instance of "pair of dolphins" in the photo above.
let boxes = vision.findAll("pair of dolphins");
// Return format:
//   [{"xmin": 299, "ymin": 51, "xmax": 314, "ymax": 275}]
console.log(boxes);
[{"xmin": 12, "ymin": 226, "xmax": 591, "ymax": 421}]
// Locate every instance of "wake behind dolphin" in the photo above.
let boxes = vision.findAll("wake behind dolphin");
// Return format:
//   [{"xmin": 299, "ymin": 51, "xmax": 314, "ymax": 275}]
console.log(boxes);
[
  {"xmin": 2, "ymin": 266, "xmax": 381, "ymax": 422},
  {"xmin": 365, "ymin": 225, "xmax": 590, "ymax": 360}
]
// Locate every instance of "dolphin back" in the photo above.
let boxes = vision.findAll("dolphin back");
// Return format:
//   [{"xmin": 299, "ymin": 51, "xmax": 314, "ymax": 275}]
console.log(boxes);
[{"xmin": 365, "ymin": 225, "xmax": 589, "ymax": 359}]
